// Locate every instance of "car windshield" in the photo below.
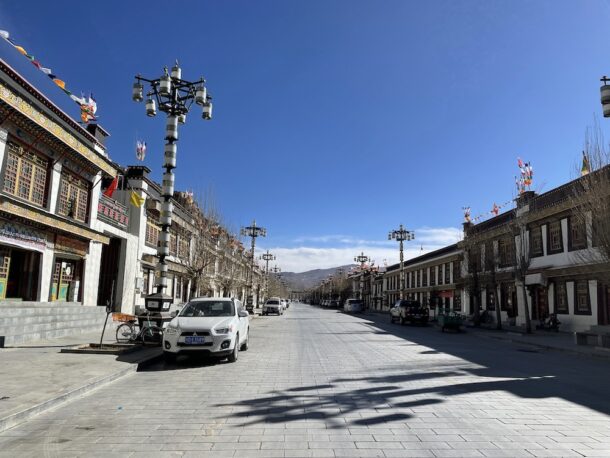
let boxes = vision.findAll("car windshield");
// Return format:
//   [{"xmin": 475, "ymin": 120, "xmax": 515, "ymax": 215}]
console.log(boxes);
[
  {"xmin": 267, "ymin": 300, "xmax": 279, "ymax": 305},
  {"xmin": 401, "ymin": 301, "xmax": 420, "ymax": 307},
  {"xmin": 180, "ymin": 301, "xmax": 234, "ymax": 317},
  {"xmin": 349, "ymin": 300, "xmax": 363, "ymax": 305}
]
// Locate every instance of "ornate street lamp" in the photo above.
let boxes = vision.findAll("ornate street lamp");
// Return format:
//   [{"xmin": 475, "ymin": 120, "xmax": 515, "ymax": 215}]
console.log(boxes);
[
  {"xmin": 240, "ymin": 220, "xmax": 266, "ymax": 310},
  {"xmin": 353, "ymin": 252, "xmax": 370, "ymax": 300},
  {"xmin": 259, "ymin": 250, "xmax": 276, "ymax": 302},
  {"xmin": 388, "ymin": 224, "xmax": 414, "ymax": 301},
  {"xmin": 133, "ymin": 62, "xmax": 212, "ymax": 320}
]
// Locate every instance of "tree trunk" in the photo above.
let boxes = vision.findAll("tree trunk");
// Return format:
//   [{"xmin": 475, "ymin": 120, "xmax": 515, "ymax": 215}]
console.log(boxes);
[
  {"xmin": 472, "ymin": 292, "xmax": 480, "ymax": 326},
  {"xmin": 494, "ymin": 285, "xmax": 502, "ymax": 330},
  {"xmin": 520, "ymin": 282, "xmax": 532, "ymax": 333}
]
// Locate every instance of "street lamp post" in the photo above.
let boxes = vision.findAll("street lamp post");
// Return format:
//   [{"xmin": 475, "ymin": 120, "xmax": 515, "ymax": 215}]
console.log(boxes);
[
  {"xmin": 133, "ymin": 62, "xmax": 212, "ymax": 320},
  {"xmin": 354, "ymin": 252, "xmax": 370, "ymax": 300},
  {"xmin": 259, "ymin": 250, "xmax": 275, "ymax": 303},
  {"xmin": 240, "ymin": 220, "xmax": 266, "ymax": 311},
  {"xmin": 388, "ymin": 224, "xmax": 415, "ymax": 301}
]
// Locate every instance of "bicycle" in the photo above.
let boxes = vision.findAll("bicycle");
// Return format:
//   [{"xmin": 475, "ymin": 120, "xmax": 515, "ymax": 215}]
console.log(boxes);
[{"xmin": 115, "ymin": 312, "xmax": 163, "ymax": 344}]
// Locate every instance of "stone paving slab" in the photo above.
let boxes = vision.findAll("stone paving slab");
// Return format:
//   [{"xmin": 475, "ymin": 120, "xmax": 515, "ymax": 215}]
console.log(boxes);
[
  {"xmin": 0, "ymin": 329, "xmax": 162, "ymax": 432},
  {"xmin": 1, "ymin": 304, "xmax": 610, "ymax": 457}
]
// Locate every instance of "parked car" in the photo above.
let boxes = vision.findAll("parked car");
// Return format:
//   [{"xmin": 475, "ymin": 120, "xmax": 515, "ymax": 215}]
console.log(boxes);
[
  {"xmin": 390, "ymin": 299, "xmax": 429, "ymax": 325},
  {"xmin": 344, "ymin": 298, "xmax": 364, "ymax": 313},
  {"xmin": 163, "ymin": 297, "xmax": 249, "ymax": 362},
  {"xmin": 263, "ymin": 297, "xmax": 284, "ymax": 315},
  {"xmin": 329, "ymin": 300, "xmax": 340, "ymax": 308}
]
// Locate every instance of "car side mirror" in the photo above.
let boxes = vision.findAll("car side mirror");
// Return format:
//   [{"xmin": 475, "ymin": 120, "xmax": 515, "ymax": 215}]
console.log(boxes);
[
  {"xmin": 238, "ymin": 310, "xmax": 249, "ymax": 318},
  {"xmin": 170, "ymin": 310, "xmax": 178, "ymax": 318}
]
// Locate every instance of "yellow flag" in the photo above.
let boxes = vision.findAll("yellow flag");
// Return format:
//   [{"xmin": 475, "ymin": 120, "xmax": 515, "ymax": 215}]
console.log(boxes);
[
  {"xmin": 130, "ymin": 190, "xmax": 145, "ymax": 207},
  {"xmin": 15, "ymin": 45, "xmax": 27, "ymax": 55},
  {"xmin": 53, "ymin": 78, "xmax": 66, "ymax": 89}
]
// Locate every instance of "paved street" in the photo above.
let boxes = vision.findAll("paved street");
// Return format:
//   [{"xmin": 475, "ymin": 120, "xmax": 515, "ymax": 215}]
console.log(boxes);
[{"xmin": 2, "ymin": 303, "xmax": 610, "ymax": 457}]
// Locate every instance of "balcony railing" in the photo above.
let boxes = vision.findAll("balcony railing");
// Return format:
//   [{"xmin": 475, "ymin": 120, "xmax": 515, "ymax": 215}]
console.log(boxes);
[{"xmin": 98, "ymin": 194, "xmax": 129, "ymax": 230}]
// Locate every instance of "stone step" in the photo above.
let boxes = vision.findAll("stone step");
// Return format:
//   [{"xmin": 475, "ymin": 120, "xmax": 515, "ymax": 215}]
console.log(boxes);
[
  {"xmin": 3, "ymin": 324, "xmax": 107, "ymax": 347},
  {"xmin": 0, "ymin": 309, "xmax": 107, "ymax": 323},
  {"xmin": 588, "ymin": 325, "xmax": 610, "ymax": 334},
  {"xmin": 0, "ymin": 303, "xmax": 110, "ymax": 345},
  {"xmin": 0, "ymin": 318, "xmax": 110, "ymax": 337},
  {"xmin": 0, "ymin": 305, "xmax": 107, "ymax": 318}
]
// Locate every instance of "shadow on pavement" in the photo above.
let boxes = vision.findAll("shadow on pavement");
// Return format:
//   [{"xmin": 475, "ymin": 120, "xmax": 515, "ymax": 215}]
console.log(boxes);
[
  {"xmin": 212, "ymin": 307, "xmax": 610, "ymax": 427},
  {"xmin": 138, "ymin": 353, "xmax": 228, "ymax": 371}
]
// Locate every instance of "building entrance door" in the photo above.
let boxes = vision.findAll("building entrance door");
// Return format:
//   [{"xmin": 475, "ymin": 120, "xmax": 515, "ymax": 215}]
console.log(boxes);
[
  {"xmin": 51, "ymin": 259, "xmax": 81, "ymax": 302},
  {"xmin": 0, "ymin": 247, "xmax": 10, "ymax": 299},
  {"xmin": 6, "ymin": 248, "xmax": 39, "ymax": 300},
  {"xmin": 535, "ymin": 287, "xmax": 549, "ymax": 320},
  {"xmin": 97, "ymin": 238, "xmax": 121, "ymax": 309}
]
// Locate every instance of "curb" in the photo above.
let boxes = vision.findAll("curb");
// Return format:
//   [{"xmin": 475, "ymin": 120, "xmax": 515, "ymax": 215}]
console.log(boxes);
[{"xmin": 0, "ymin": 347, "xmax": 162, "ymax": 433}]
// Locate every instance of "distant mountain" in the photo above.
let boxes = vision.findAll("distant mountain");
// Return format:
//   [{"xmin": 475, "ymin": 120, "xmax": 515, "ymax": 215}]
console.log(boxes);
[{"xmin": 281, "ymin": 265, "xmax": 355, "ymax": 291}]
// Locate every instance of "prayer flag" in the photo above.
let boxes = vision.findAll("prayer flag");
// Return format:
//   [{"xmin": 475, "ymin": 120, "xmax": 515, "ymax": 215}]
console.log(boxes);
[
  {"xmin": 103, "ymin": 176, "xmax": 119, "ymax": 198},
  {"xmin": 136, "ymin": 140, "xmax": 147, "ymax": 161},
  {"xmin": 130, "ymin": 190, "xmax": 145, "ymax": 208},
  {"xmin": 53, "ymin": 78, "xmax": 66, "ymax": 89},
  {"xmin": 581, "ymin": 151, "xmax": 590, "ymax": 176}
]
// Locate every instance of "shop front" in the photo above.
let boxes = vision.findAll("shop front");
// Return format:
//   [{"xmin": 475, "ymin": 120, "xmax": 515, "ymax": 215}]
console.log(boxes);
[
  {"xmin": 50, "ymin": 234, "xmax": 88, "ymax": 302},
  {"xmin": 0, "ymin": 219, "xmax": 47, "ymax": 300}
]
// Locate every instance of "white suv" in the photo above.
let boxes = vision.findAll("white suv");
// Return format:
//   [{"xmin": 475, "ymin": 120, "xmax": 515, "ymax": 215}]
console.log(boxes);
[
  {"xmin": 263, "ymin": 297, "xmax": 283, "ymax": 315},
  {"xmin": 163, "ymin": 298, "xmax": 250, "ymax": 362}
]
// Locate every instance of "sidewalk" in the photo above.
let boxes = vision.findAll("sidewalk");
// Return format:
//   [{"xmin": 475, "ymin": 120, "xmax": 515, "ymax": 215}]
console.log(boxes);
[
  {"xmin": 0, "ymin": 329, "xmax": 162, "ymax": 432},
  {"xmin": 366, "ymin": 309, "xmax": 610, "ymax": 360},
  {"xmin": 466, "ymin": 325, "xmax": 610, "ymax": 359}
]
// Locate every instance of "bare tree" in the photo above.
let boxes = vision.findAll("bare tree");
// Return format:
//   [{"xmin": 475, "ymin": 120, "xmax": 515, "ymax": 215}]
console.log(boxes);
[
  {"xmin": 510, "ymin": 206, "xmax": 533, "ymax": 333},
  {"xmin": 484, "ymin": 240, "xmax": 502, "ymax": 330},
  {"xmin": 460, "ymin": 227, "xmax": 484, "ymax": 326},
  {"xmin": 217, "ymin": 234, "xmax": 246, "ymax": 298},
  {"xmin": 572, "ymin": 121, "xmax": 610, "ymax": 284},
  {"xmin": 179, "ymin": 192, "xmax": 222, "ymax": 298}
]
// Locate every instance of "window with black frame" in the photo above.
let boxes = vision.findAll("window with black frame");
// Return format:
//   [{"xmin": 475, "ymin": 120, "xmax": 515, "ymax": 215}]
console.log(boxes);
[
  {"xmin": 530, "ymin": 225, "xmax": 543, "ymax": 257},
  {"xmin": 569, "ymin": 216, "xmax": 587, "ymax": 251},
  {"xmin": 548, "ymin": 220, "xmax": 563, "ymax": 254},
  {"xmin": 554, "ymin": 280, "xmax": 569, "ymax": 314},
  {"xmin": 574, "ymin": 280, "xmax": 591, "ymax": 315}
]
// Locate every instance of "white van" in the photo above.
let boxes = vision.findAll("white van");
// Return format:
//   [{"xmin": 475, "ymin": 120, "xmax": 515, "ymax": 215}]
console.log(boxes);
[
  {"xmin": 344, "ymin": 298, "xmax": 364, "ymax": 313},
  {"xmin": 263, "ymin": 297, "xmax": 283, "ymax": 316}
]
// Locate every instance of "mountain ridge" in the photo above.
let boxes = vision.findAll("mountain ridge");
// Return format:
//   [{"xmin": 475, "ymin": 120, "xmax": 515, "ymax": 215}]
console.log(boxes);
[{"xmin": 280, "ymin": 265, "xmax": 355, "ymax": 290}]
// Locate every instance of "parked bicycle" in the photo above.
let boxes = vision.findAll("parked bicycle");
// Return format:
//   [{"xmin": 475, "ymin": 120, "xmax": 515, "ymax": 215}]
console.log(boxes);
[{"xmin": 115, "ymin": 312, "xmax": 163, "ymax": 344}]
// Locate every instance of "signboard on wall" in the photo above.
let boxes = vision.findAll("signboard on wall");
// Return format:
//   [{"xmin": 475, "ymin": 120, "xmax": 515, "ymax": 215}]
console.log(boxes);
[
  {"xmin": 55, "ymin": 234, "xmax": 89, "ymax": 257},
  {"xmin": 0, "ymin": 220, "xmax": 47, "ymax": 252}
]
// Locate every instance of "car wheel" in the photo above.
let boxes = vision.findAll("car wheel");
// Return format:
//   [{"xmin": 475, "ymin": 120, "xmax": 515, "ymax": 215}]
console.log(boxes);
[
  {"xmin": 228, "ymin": 334, "xmax": 239, "ymax": 363},
  {"xmin": 164, "ymin": 352, "xmax": 177, "ymax": 363},
  {"xmin": 400, "ymin": 316, "xmax": 406, "ymax": 325},
  {"xmin": 240, "ymin": 330, "xmax": 249, "ymax": 351}
]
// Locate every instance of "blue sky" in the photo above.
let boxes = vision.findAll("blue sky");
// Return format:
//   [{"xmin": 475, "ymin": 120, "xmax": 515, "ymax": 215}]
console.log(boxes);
[{"xmin": 1, "ymin": 0, "xmax": 609, "ymax": 272}]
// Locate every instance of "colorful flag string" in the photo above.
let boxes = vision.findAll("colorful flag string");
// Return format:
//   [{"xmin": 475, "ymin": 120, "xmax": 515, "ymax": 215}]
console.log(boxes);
[
  {"xmin": 0, "ymin": 29, "xmax": 97, "ymax": 123},
  {"xmin": 463, "ymin": 199, "xmax": 514, "ymax": 223}
]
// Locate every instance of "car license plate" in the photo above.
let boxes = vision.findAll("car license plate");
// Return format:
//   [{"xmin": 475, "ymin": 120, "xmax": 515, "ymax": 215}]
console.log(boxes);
[{"xmin": 185, "ymin": 336, "xmax": 205, "ymax": 345}]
